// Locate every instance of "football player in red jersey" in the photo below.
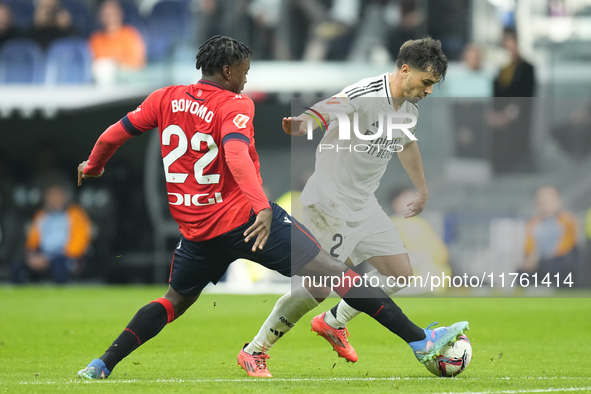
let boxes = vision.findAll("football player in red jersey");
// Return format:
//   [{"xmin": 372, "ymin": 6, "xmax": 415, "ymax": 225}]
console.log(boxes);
[{"xmin": 76, "ymin": 35, "xmax": 464, "ymax": 380}]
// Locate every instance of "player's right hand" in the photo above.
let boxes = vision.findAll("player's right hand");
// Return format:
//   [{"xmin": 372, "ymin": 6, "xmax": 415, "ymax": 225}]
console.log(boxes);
[
  {"xmin": 282, "ymin": 117, "xmax": 306, "ymax": 136},
  {"xmin": 77, "ymin": 161, "xmax": 104, "ymax": 186},
  {"xmin": 244, "ymin": 208, "xmax": 272, "ymax": 252},
  {"xmin": 404, "ymin": 192, "xmax": 427, "ymax": 218}
]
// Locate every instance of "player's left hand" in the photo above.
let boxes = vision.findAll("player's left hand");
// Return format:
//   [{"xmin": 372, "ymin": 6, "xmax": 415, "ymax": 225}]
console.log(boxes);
[
  {"xmin": 404, "ymin": 192, "xmax": 427, "ymax": 218},
  {"xmin": 77, "ymin": 161, "xmax": 104, "ymax": 186},
  {"xmin": 244, "ymin": 208, "xmax": 272, "ymax": 252}
]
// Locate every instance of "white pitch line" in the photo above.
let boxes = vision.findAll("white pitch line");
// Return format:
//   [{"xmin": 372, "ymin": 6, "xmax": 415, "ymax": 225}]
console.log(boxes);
[
  {"xmin": 16, "ymin": 377, "xmax": 591, "ymax": 385},
  {"xmin": 433, "ymin": 388, "xmax": 591, "ymax": 394}
]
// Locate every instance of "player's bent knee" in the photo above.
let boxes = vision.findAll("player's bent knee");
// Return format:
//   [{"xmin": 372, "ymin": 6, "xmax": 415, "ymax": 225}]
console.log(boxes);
[
  {"xmin": 299, "ymin": 249, "xmax": 349, "ymax": 278},
  {"xmin": 163, "ymin": 286, "xmax": 199, "ymax": 320},
  {"xmin": 305, "ymin": 284, "xmax": 330, "ymax": 301},
  {"xmin": 373, "ymin": 256, "xmax": 413, "ymax": 281},
  {"xmin": 380, "ymin": 266, "xmax": 413, "ymax": 282}
]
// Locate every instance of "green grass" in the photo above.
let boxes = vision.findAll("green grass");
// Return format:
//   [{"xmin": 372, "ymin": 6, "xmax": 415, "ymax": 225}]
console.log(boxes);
[{"xmin": 1, "ymin": 286, "xmax": 590, "ymax": 393}]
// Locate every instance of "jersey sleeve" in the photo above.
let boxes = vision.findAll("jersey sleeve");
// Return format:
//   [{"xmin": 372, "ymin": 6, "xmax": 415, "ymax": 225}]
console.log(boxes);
[
  {"xmin": 84, "ymin": 121, "xmax": 135, "ymax": 176},
  {"xmin": 121, "ymin": 88, "xmax": 166, "ymax": 135},
  {"xmin": 219, "ymin": 96, "xmax": 255, "ymax": 146},
  {"xmin": 224, "ymin": 140, "xmax": 271, "ymax": 214},
  {"xmin": 302, "ymin": 92, "xmax": 359, "ymax": 140},
  {"xmin": 84, "ymin": 87, "xmax": 166, "ymax": 176},
  {"xmin": 219, "ymin": 96, "xmax": 270, "ymax": 214},
  {"xmin": 311, "ymin": 90, "xmax": 360, "ymax": 120}
]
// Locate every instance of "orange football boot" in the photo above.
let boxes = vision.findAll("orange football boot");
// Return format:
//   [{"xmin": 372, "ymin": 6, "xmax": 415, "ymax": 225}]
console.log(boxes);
[
  {"xmin": 311, "ymin": 312, "xmax": 358, "ymax": 362},
  {"xmin": 237, "ymin": 343, "xmax": 273, "ymax": 377}
]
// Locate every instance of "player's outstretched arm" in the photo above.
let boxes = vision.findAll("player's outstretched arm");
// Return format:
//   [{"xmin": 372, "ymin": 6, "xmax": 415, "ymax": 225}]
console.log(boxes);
[
  {"xmin": 282, "ymin": 116, "xmax": 306, "ymax": 136},
  {"xmin": 282, "ymin": 110, "xmax": 329, "ymax": 137},
  {"xmin": 77, "ymin": 121, "xmax": 135, "ymax": 186}
]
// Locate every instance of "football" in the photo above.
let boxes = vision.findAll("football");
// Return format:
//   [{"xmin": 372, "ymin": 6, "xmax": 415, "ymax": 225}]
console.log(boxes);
[{"xmin": 424, "ymin": 334, "xmax": 472, "ymax": 377}]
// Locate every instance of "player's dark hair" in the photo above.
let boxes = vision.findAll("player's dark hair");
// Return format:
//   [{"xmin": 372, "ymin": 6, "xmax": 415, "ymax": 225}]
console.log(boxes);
[
  {"xmin": 396, "ymin": 37, "xmax": 448, "ymax": 82},
  {"xmin": 195, "ymin": 35, "xmax": 252, "ymax": 76},
  {"xmin": 503, "ymin": 26, "xmax": 518, "ymax": 41}
]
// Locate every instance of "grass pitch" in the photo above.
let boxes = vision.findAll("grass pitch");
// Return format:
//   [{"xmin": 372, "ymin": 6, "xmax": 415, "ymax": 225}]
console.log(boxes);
[{"xmin": 1, "ymin": 286, "xmax": 590, "ymax": 393}]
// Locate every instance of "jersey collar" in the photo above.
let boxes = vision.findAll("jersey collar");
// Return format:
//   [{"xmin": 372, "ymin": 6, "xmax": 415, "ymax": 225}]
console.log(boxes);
[
  {"xmin": 382, "ymin": 73, "xmax": 392, "ymax": 105},
  {"xmin": 382, "ymin": 73, "xmax": 409, "ymax": 111},
  {"xmin": 198, "ymin": 79, "xmax": 225, "ymax": 90}
]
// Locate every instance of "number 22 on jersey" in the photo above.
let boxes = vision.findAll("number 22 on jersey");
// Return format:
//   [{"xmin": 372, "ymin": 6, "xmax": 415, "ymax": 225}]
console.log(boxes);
[{"xmin": 161, "ymin": 125, "xmax": 220, "ymax": 185}]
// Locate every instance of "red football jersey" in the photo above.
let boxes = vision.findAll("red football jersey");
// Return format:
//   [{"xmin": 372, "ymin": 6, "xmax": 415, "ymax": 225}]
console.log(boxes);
[{"xmin": 122, "ymin": 80, "xmax": 265, "ymax": 241}]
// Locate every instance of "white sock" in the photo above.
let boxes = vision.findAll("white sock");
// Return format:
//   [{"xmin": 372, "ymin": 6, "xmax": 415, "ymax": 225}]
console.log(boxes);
[
  {"xmin": 323, "ymin": 299, "xmax": 360, "ymax": 329},
  {"xmin": 245, "ymin": 286, "xmax": 319, "ymax": 354},
  {"xmin": 324, "ymin": 269, "xmax": 406, "ymax": 329}
]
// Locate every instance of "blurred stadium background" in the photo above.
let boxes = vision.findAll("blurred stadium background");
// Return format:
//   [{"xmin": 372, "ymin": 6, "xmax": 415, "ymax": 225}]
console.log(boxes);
[{"xmin": 0, "ymin": 0, "xmax": 590, "ymax": 291}]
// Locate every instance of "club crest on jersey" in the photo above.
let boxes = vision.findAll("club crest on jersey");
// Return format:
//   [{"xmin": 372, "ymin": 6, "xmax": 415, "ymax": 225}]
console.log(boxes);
[{"xmin": 233, "ymin": 114, "xmax": 250, "ymax": 129}]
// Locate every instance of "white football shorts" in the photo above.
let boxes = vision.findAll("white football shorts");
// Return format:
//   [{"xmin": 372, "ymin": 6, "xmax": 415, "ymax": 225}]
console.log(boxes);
[{"xmin": 302, "ymin": 204, "xmax": 407, "ymax": 266}]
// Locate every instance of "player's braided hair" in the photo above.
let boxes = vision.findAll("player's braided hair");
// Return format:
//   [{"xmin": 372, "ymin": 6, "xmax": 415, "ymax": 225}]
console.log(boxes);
[
  {"xmin": 396, "ymin": 37, "xmax": 448, "ymax": 82},
  {"xmin": 196, "ymin": 35, "xmax": 252, "ymax": 76}
]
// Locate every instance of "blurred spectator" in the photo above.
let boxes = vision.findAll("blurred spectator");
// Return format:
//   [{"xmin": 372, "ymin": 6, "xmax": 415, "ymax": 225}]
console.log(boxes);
[
  {"xmin": 27, "ymin": 0, "xmax": 77, "ymax": 50},
  {"xmin": 426, "ymin": 0, "xmax": 468, "ymax": 61},
  {"xmin": 219, "ymin": 0, "xmax": 252, "ymax": 49},
  {"xmin": 451, "ymin": 44, "xmax": 491, "ymax": 159},
  {"xmin": 455, "ymin": 43, "xmax": 494, "ymax": 96},
  {"xmin": 248, "ymin": 0, "xmax": 281, "ymax": 59},
  {"xmin": 196, "ymin": 0, "xmax": 222, "ymax": 46},
  {"xmin": 389, "ymin": 187, "xmax": 451, "ymax": 292},
  {"xmin": 0, "ymin": 2, "xmax": 19, "ymax": 47},
  {"xmin": 551, "ymin": 98, "xmax": 591, "ymax": 159},
  {"xmin": 493, "ymin": 28, "xmax": 535, "ymax": 97},
  {"xmin": 436, "ymin": 43, "xmax": 494, "ymax": 97},
  {"xmin": 386, "ymin": 0, "xmax": 425, "ymax": 60},
  {"xmin": 487, "ymin": 27, "xmax": 536, "ymax": 174},
  {"xmin": 463, "ymin": 43, "xmax": 481, "ymax": 72},
  {"xmin": 348, "ymin": 0, "xmax": 395, "ymax": 63},
  {"xmin": 11, "ymin": 142, "xmax": 70, "ymax": 218},
  {"xmin": 89, "ymin": 0, "xmax": 146, "ymax": 75},
  {"xmin": 275, "ymin": 0, "xmax": 359, "ymax": 61},
  {"xmin": 548, "ymin": 0, "xmax": 567, "ymax": 16},
  {"xmin": 303, "ymin": 0, "xmax": 359, "ymax": 61},
  {"xmin": 31, "ymin": 142, "xmax": 70, "ymax": 191},
  {"xmin": 197, "ymin": 0, "xmax": 253, "ymax": 52},
  {"xmin": 520, "ymin": 186, "xmax": 579, "ymax": 283},
  {"xmin": 10, "ymin": 182, "xmax": 92, "ymax": 284}
]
